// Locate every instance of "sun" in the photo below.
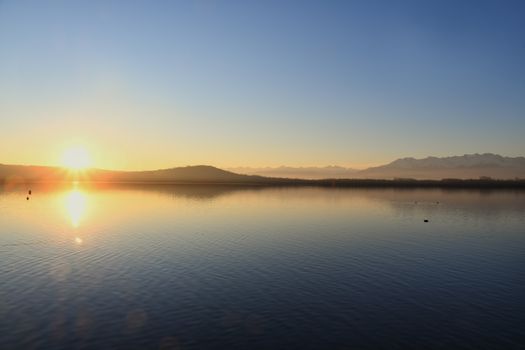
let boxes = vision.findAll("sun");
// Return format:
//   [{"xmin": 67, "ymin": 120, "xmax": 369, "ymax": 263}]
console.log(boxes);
[{"xmin": 61, "ymin": 147, "xmax": 91, "ymax": 170}]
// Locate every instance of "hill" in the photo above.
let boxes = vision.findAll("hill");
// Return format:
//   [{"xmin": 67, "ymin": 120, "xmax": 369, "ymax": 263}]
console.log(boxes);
[
  {"xmin": 227, "ymin": 166, "xmax": 359, "ymax": 179},
  {"xmin": 0, "ymin": 164, "xmax": 269, "ymax": 184},
  {"xmin": 356, "ymin": 153, "xmax": 525, "ymax": 180},
  {"xmin": 102, "ymin": 166, "xmax": 268, "ymax": 183},
  {"xmin": 1, "ymin": 153, "xmax": 524, "ymax": 185}
]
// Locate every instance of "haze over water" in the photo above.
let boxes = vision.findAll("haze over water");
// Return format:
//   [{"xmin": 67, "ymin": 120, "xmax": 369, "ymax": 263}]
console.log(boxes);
[{"xmin": 1, "ymin": 184, "xmax": 524, "ymax": 349}]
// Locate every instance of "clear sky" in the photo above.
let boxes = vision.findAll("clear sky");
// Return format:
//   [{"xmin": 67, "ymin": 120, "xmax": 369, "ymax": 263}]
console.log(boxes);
[{"xmin": 1, "ymin": 0, "xmax": 524, "ymax": 170}]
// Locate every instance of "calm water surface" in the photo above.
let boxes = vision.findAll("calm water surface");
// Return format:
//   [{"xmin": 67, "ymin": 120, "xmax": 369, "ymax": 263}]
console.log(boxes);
[{"xmin": 1, "ymin": 184, "xmax": 524, "ymax": 349}]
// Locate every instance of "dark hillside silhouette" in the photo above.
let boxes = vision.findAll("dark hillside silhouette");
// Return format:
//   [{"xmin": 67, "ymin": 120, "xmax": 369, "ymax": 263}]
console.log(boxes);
[
  {"xmin": 1, "ymin": 163, "xmax": 524, "ymax": 188},
  {"xmin": 357, "ymin": 153, "xmax": 525, "ymax": 179}
]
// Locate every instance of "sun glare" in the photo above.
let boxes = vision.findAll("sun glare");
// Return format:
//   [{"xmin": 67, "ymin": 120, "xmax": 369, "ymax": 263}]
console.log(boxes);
[
  {"xmin": 62, "ymin": 147, "xmax": 91, "ymax": 170},
  {"xmin": 65, "ymin": 189, "xmax": 87, "ymax": 227}
]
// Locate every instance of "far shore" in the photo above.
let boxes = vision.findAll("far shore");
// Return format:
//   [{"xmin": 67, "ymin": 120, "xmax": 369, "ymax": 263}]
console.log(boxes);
[{"xmin": 2, "ymin": 178, "xmax": 525, "ymax": 189}]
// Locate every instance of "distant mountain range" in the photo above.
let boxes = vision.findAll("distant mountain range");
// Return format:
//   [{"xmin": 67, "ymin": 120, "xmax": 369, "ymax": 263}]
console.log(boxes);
[
  {"xmin": 231, "ymin": 154, "xmax": 525, "ymax": 180},
  {"xmin": 1, "ymin": 154, "xmax": 524, "ymax": 183},
  {"xmin": 356, "ymin": 153, "xmax": 525, "ymax": 180},
  {"xmin": 227, "ymin": 166, "xmax": 359, "ymax": 179}
]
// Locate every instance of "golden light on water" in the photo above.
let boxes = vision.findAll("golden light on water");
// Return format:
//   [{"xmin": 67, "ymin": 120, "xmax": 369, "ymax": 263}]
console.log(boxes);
[{"xmin": 65, "ymin": 189, "xmax": 87, "ymax": 227}]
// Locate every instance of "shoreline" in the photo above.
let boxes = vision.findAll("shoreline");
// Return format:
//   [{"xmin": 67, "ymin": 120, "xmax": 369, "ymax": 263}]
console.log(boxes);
[{"xmin": 2, "ymin": 178, "xmax": 525, "ymax": 189}]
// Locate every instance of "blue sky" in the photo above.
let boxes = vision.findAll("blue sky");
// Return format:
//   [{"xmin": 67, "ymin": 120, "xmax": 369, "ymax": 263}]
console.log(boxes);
[{"xmin": 0, "ymin": 0, "xmax": 524, "ymax": 169}]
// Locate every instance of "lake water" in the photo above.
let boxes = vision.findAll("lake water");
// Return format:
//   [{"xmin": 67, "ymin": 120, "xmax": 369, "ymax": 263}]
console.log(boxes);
[{"xmin": 1, "ymin": 184, "xmax": 524, "ymax": 349}]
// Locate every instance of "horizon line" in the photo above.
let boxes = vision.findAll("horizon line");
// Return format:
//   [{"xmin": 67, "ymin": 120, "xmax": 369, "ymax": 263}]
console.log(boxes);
[{"xmin": 3, "ymin": 152, "xmax": 525, "ymax": 173}]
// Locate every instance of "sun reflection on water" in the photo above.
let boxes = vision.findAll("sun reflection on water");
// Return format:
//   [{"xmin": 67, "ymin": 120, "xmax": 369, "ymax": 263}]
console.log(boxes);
[{"xmin": 65, "ymin": 189, "xmax": 87, "ymax": 228}]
